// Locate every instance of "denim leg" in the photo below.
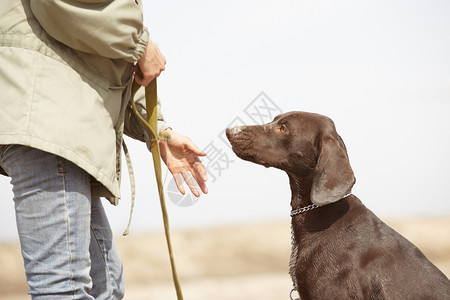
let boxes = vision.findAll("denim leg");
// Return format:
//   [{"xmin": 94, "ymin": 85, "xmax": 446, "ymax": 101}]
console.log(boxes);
[
  {"xmin": 0, "ymin": 145, "xmax": 94, "ymax": 299},
  {"xmin": 89, "ymin": 197, "xmax": 124, "ymax": 300}
]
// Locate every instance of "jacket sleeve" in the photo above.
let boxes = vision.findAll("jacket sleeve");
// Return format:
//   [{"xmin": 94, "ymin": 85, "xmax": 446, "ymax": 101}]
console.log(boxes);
[
  {"xmin": 123, "ymin": 86, "xmax": 170, "ymax": 142},
  {"xmin": 29, "ymin": 0, "xmax": 148, "ymax": 63}
]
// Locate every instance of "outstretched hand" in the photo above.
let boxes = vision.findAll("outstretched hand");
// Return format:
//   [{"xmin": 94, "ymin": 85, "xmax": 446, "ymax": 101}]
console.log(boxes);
[{"xmin": 158, "ymin": 130, "xmax": 208, "ymax": 197}]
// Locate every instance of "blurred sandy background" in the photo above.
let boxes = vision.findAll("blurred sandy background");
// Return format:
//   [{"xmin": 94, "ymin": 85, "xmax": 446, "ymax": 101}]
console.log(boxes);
[{"xmin": 1, "ymin": 216, "xmax": 449, "ymax": 300}]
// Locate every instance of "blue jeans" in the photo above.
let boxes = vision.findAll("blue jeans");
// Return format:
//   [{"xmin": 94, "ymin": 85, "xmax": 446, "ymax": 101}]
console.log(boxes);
[{"xmin": 0, "ymin": 145, "xmax": 124, "ymax": 299}]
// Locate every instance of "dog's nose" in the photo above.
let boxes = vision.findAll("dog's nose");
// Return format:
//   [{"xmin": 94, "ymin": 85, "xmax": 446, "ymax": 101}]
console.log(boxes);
[
  {"xmin": 226, "ymin": 126, "xmax": 243, "ymax": 136},
  {"xmin": 226, "ymin": 126, "xmax": 242, "ymax": 139}
]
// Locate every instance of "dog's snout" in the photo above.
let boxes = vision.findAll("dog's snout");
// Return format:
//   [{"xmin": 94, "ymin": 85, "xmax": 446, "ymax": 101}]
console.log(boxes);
[
  {"xmin": 226, "ymin": 126, "xmax": 243, "ymax": 137},
  {"xmin": 263, "ymin": 124, "xmax": 273, "ymax": 132}
]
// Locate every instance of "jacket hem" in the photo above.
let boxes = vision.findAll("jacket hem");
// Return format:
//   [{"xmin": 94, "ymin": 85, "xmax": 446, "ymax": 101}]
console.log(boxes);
[{"xmin": 0, "ymin": 135, "xmax": 121, "ymax": 203}]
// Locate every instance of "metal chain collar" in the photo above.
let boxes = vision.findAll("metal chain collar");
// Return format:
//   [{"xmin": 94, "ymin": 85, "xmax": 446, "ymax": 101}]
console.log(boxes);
[
  {"xmin": 290, "ymin": 193, "xmax": 352, "ymax": 217},
  {"xmin": 290, "ymin": 203, "xmax": 319, "ymax": 217}
]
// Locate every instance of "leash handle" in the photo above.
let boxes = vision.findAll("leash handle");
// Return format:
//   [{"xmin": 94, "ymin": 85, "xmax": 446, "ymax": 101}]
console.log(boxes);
[{"xmin": 130, "ymin": 76, "xmax": 184, "ymax": 300}]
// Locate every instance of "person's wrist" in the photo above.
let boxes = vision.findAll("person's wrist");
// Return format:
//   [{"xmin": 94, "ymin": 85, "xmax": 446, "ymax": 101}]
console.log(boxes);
[{"xmin": 159, "ymin": 127, "xmax": 172, "ymax": 141}]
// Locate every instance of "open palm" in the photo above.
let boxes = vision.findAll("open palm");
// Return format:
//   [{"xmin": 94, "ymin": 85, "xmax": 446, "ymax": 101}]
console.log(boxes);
[{"xmin": 158, "ymin": 130, "xmax": 208, "ymax": 197}]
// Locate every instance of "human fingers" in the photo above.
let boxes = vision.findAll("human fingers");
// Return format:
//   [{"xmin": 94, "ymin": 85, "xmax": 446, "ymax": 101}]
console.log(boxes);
[
  {"xmin": 192, "ymin": 168, "xmax": 208, "ymax": 194},
  {"xmin": 134, "ymin": 72, "xmax": 149, "ymax": 86},
  {"xmin": 192, "ymin": 157, "xmax": 208, "ymax": 183},
  {"xmin": 186, "ymin": 158, "xmax": 208, "ymax": 195},
  {"xmin": 185, "ymin": 141, "xmax": 206, "ymax": 157},
  {"xmin": 172, "ymin": 173, "xmax": 186, "ymax": 195},
  {"xmin": 181, "ymin": 172, "xmax": 200, "ymax": 197},
  {"xmin": 135, "ymin": 64, "xmax": 163, "ymax": 86},
  {"xmin": 136, "ymin": 41, "xmax": 166, "ymax": 86}
]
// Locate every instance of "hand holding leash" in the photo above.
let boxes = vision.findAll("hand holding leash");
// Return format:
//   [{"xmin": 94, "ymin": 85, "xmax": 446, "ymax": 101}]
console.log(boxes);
[{"xmin": 134, "ymin": 38, "xmax": 166, "ymax": 86}]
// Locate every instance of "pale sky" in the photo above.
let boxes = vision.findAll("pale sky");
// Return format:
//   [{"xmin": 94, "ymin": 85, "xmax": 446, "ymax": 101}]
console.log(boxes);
[{"xmin": 0, "ymin": 0, "xmax": 449, "ymax": 241}]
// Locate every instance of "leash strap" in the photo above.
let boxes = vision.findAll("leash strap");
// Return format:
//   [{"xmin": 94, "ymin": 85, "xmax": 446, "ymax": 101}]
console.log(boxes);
[{"xmin": 129, "ymin": 77, "xmax": 184, "ymax": 300}]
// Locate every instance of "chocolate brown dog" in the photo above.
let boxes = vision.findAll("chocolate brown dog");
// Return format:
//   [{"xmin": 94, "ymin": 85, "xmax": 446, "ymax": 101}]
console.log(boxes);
[{"xmin": 226, "ymin": 111, "xmax": 450, "ymax": 300}]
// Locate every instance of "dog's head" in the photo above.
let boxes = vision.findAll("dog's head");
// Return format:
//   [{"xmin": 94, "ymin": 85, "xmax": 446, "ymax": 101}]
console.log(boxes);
[{"xmin": 226, "ymin": 111, "xmax": 355, "ymax": 206}]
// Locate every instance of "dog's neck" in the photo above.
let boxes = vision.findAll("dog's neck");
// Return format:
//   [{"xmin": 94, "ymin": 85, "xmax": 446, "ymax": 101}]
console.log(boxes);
[
  {"xmin": 287, "ymin": 172, "xmax": 315, "ymax": 298},
  {"xmin": 288, "ymin": 172, "xmax": 352, "ymax": 298},
  {"xmin": 287, "ymin": 171, "xmax": 354, "ymax": 241},
  {"xmin": 287, "ymin": 172, "xmax": 314, "ymax": 209}
]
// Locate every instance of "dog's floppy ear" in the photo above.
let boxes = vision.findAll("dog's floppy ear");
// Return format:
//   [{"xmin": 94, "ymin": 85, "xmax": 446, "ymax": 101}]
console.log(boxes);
[{"xmin": 311, "ymin": 135, "xmax": 355, "ymax": 206}]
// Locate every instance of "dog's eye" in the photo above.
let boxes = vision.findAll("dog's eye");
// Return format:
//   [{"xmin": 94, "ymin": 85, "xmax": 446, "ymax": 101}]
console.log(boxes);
[{"xmin": 280, "ymin": 125, "xmax": 288, "ymax": 133}]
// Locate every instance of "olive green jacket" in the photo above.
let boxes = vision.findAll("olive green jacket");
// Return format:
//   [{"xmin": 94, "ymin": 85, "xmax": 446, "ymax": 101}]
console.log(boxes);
[{"xmin": 0, "ymin": 0, "xmax": 163, "ymax": 204}]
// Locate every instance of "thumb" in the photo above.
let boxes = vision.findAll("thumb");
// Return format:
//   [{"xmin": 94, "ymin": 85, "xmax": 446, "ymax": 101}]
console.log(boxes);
[
  {"xmin": 186, "ymin": 141, "xmax": 206, "ymax": 157},
  {"xmin": 134, "ymin": 73, "xmax": 144, "ymax": 86}
]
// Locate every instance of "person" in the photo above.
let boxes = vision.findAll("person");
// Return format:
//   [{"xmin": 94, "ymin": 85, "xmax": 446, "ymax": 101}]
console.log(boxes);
[{"xmin": 0, "ymin": 1, "xmax": 208, "ymax": 299}]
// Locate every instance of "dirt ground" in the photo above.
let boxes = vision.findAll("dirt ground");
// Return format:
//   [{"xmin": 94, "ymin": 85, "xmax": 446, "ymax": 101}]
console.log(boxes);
[{"xmin": 1, "ymin": 217, "xmax": 449, "ymax": 300}]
